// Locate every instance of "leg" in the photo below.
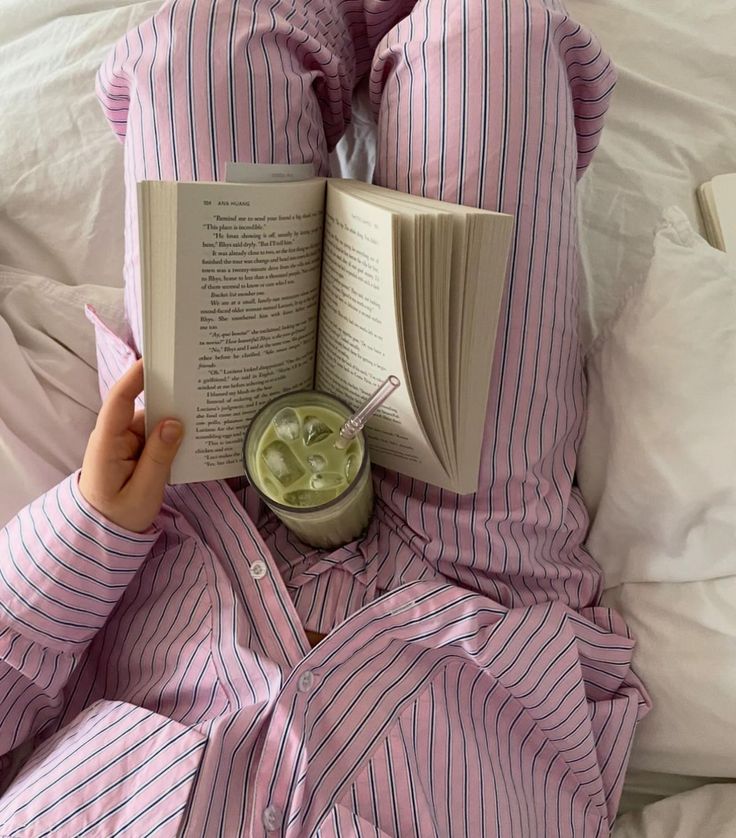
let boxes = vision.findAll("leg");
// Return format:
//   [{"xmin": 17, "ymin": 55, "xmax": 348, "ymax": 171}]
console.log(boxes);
[
  {"xmin": 95, "ymin": 0, "xmax": 414, "ymax": 357},
  {"xmin": 96, "ymin": 0, "xmax": 611, "ymax": 615},
  {"xmin": 365, "ymin": 5, "xmax": 649, "ymax": 820},
  {"xmin": 368, "ymin": 0, "xmax": 616, "ymax": 611},
  {"xmin": 90, "ymin": 0, "xmax": 425, "ymax": 628}
]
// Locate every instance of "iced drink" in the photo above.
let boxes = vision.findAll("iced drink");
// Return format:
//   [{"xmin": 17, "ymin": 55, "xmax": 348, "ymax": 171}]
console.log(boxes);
[{"xmin": 243, "ymin": 391, "xmax": 374, "ymax": 549}]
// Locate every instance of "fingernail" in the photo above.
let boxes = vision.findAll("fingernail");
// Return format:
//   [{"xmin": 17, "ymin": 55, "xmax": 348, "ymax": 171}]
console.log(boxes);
[{"xmin": 160, "ymin": 420, "xmax": 183, "ymax": 443}]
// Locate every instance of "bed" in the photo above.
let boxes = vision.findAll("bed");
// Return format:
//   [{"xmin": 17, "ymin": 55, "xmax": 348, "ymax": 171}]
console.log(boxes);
[{"xmin": 1, "ymin": 0, "xmax": 735, "ymax": 833}]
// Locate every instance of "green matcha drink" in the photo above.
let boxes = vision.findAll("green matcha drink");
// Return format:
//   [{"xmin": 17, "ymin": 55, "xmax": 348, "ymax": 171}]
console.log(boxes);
[{"xmin": 243, "ymin": 391, "xmax": 374, "ymax": 548}]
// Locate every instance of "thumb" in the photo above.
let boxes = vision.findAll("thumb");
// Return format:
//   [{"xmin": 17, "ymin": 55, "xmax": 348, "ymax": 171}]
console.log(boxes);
[{"xmin": 125, "ymin": 419, "xmax": 184, "ymax": 503}]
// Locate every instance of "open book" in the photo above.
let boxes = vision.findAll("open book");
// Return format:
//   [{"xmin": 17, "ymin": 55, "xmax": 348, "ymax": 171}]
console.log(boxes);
[
  {"xmin": 138, "ymin": 167, "xmax": 513, "ymax": 493},
  {"xmin": 697, "ymin": 173, "xmax": 736, "ymax": 254}
]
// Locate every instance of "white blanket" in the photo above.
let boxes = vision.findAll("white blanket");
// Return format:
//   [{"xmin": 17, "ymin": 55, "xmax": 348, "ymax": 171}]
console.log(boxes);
[{"xmin": 0, "ymin": 268, "xmax": 124, "ymax": 523}]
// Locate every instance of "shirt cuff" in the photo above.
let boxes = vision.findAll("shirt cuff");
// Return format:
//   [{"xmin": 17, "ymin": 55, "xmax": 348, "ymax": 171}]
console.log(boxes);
[
  {"xmin": 84, "ymin": 303, "xmax": 139, "ymax": 403},
  {"xmin": 0, "ymin": 471, "xmax": 159, "ymax": 653}
]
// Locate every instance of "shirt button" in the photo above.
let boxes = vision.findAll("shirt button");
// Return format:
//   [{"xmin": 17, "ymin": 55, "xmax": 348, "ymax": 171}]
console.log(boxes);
[
  {"xmin": 297, "ymin": 670, "xmax": 314, "ymax": 693},
  {"xmin": 249, "ymin": 561, "xmax": 267, "ymax": 580},
  {"xmin": 262, "ymin": 805, "xmax": 282, "ymax": 832}
]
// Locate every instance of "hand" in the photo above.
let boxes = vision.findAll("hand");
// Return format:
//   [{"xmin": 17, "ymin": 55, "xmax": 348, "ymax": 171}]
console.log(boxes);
[{"xmin": 79, "ymin": 359, "xmax": 184, "ymax": 532}]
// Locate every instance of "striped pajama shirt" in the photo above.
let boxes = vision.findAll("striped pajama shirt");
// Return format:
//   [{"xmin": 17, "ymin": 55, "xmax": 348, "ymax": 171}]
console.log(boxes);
[{"xmin": 0, "ymin": 0, "xmax": 649, "ymax": 835}]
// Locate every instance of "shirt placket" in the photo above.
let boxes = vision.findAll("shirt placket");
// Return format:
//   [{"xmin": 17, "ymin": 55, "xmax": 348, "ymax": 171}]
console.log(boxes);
[
  {"xmin": 248, "ymin": 581, "xmax": 452, "ymax": 837},
  {"xmin": 249, "ymin": 656, "xmax": 323, "ymax": 836},
  {"xmin": 186, "ymin": 481, "xmax": 312, "ymax": 672}
]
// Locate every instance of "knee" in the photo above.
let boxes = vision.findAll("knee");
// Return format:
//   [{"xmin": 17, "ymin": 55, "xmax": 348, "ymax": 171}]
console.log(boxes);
[{"xmin": 437, "ymin": 0, "xmax": 616, "ymax": 174}]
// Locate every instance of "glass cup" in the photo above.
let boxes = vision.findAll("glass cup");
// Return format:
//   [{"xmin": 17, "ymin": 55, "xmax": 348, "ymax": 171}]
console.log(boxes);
[{"xmin": 243, "ymin": 390, "xmax": 374, "ymax": 549}]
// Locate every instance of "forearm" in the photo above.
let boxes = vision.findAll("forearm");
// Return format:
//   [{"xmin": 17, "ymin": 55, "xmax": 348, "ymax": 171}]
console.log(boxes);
[{"xmin": 0, "ymin": 472, "xmax": 158, "ymax": 756}]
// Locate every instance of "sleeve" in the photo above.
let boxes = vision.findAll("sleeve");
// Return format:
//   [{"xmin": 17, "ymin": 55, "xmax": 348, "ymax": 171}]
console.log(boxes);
[
  {"xmin": 0, "ymin": 472, "xmax": 159, "ymax": 761},
  {"xmin": 84, "ymin": 303, "xmax": 139, "ymax": 402}
]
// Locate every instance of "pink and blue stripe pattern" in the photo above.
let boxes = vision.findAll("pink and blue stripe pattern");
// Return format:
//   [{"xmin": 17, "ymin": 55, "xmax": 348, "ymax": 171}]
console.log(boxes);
[{"xmin": 0, "ymin": 0, "xmax": 648, "ymax": 834}]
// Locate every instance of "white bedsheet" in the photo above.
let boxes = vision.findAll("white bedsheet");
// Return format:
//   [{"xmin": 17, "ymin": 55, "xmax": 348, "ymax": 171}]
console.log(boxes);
[
  {"xmin": 0, "ymin": 1, "xmax": 161, "ymax": 288},
  {"xmin": 566, "ymin": 0, "xmax": 736, "ymax": 345}
]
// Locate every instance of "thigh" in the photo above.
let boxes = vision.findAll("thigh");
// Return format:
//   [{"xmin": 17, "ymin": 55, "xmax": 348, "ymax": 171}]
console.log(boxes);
[
  {"xmin": 368, "ymin": 0, "xmax": 616, "ymax": 609},
  {"xmin": 96, "ymin": 0, "xmax": 414, "ymax": 355}
]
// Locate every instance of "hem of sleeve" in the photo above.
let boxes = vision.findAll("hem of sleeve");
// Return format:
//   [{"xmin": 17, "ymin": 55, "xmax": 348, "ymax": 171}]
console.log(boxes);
[
  {"xmin": 0, "ymin": 473, "xmax": 161, "ymax": 651},
  {"xmin": 71, "ymin": 471, "xmax": 160, "ymax": 543}
]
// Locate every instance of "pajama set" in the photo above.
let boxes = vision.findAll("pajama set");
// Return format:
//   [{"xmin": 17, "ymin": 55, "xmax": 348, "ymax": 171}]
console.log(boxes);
[{"xmin": 0, "ymin": 1, "xmax": 649, "ymax": 835}]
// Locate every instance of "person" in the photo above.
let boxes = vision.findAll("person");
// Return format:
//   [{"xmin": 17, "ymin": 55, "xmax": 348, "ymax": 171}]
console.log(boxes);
[{"xmin": 0, "ymin": 0, "xmax": 649, "ymax": 834}]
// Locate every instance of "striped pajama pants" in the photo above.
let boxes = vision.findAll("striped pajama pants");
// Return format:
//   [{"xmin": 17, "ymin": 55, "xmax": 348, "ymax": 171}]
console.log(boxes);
[{"xmin": 97, "ymin": 0, "xmax": 616, "ymax": 620}]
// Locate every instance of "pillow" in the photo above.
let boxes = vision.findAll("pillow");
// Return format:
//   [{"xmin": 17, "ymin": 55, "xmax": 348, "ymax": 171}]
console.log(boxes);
[
  {"xmin": 605, "ymin": 580, "xmax": 736, "ymax": 776},
  {"xmin": 578, "ymin": 207, "xmax": 736, "ymax": 775},
  {"xmin": 579, "ymin": 207, "xmax": 736, "ymax": 587}
]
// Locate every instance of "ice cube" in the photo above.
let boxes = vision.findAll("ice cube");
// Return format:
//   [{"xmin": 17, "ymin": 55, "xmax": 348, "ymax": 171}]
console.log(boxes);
[
  {"xmin": 261, "ymin": 440, "xmax": 304, "ymax": 487},
  {"xmin": 283, "ymin": 488, "xmax": 337, "ymax": 507},
  {"xmin": 272, "ymin": 407, "xmax": 301, "ymax": 441},
  {"xmin": 345, "ymin": 454, "xmax": 358, "ymax": 483},
  {"xmin": 310, "ymin": 472, "xmax": 345, "ymax": 491},
  {"xmin": 303, "ymin": 415, "xmax": 333, "ymax": 446},
  {"xmin": 306, "ymin": 453, "xmax": 328, "ymax": 472}
]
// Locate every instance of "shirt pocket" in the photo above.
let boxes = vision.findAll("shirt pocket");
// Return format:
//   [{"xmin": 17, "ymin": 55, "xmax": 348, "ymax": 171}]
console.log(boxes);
[
  {"xmin": 0, "ymin": 700, "xmax": 206, "ymax": 837},
  {"xmin": 84, "ymin": 304, "xmax": 139, "ymax": 403}
]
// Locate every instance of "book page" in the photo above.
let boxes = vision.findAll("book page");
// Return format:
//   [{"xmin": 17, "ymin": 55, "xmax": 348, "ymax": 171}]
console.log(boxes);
[
  {"xmin": 315, "ymin": 183, "xmax": 448, "ymax": 486},
  {"xmin": 318, "ymin": 179, "xmax": 513, "ymax": 494},
  {"xmin": 167, "ymin": 179, "xmax": 326, "ymax": 482},
  {"xmin": 711, "ymin": 173, "xmax": 736, "ymax": 254},
  {"xmin": 226, "ymin": 162, "xmax": 315, "ymax": 183}
]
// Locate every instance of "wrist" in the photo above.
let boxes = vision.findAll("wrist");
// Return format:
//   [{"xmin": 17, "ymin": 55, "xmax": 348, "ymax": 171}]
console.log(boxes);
[{"xmin": 75, "ymin": 471, "xmax": 159, "ymax": 536}]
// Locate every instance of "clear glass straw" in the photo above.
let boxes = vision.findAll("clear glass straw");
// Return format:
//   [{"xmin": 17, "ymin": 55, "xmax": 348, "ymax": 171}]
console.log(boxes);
[{"xmin": 334, "ymin": 375, "xmax": 401, "ymax": 449}]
